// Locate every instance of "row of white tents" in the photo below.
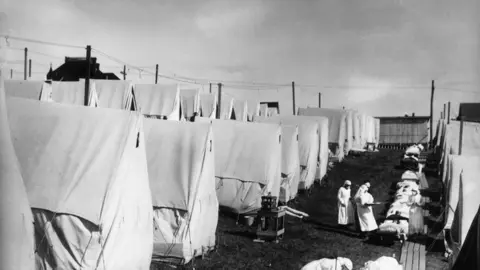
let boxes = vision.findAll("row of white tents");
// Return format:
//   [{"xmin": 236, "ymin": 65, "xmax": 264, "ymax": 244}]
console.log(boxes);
[
  {"xmin": 2, "ymin": 78, "xmax": 379, "ymax": 270},
  {"xmin": 434, "ymin": 118, "xmax": 480, "ymax": 269}
]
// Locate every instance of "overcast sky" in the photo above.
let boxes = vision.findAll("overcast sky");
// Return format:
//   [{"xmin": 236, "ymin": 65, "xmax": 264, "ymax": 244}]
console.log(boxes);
[{"xmin": 1, "ymin": 0, "xmax": 479, "ymax": 118}]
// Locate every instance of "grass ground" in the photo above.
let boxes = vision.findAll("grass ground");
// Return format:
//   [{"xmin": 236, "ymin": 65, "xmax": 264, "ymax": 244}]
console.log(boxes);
[{"xmin": 152, "ymin": 149, "xmax": 448, "ymax": 270}]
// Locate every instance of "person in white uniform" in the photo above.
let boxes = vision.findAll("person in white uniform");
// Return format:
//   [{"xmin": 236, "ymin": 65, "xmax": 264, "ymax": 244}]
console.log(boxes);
[
  {"xmin": 337, "ymin": 180, "xmax": 354, "ymax": 227},
  {"xmin": 356, "ymin": 184, "xmax": 378, "ymax": 239}
]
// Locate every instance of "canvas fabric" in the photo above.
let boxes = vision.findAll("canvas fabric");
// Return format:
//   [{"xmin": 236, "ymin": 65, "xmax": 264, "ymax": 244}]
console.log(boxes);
[
  {"xmin": 0, "ymin": 76, "xmax": 36, "ymax": 270},
  {"xmin": 298, "ymin": 107, "xmax": 347, "ymax": 161},
  {"xmin": 279, "ymin": 125, "xmax": 301, "ymax": 202},
  {"xmin": 180, "ymin": 89, "xmax": 200, "ymax": 119},
  {"xmin": 246, "ymin": 99, "xmax": 260, "ymax": 121},
  {"xmin": 449, "ymin": 167, "xmax": 480, "ymax": 262},
  {"xmin": 48, "ymin": 81, "xmax": 98, "ymax": 107},
  {"xmin": 94, "ymin": 80, "xmax": 133, "ymax": 110},
  {"xmin": 196, "ymin": 118, "xmax": 282, "ymax": 214},
  {"xmin": 233, "ymin": 99, "xmax": 248, "ymax": 121},
  {"xmin": 256, "ymin": 115, "xmax": 320, "ymax": 190},
  {"xmin": 4, "ymin": 79, "xmax": 50, "ymax": 101},
  {"xmin": 143, "ymin": 119, "xmax": 218, "ymax": 264},
  {"xmin": 199, "ymin": 93, "xmax": 217, "ymax": 118},
  {"xmin": 134, "ymin": 84, "xmax": 180, "ymax": 120},
  {"xmin": 7, "ymin": 97, "xmax": 153, "ymax": 270},
  {"xmin": 220, "ymin": 96, "xmax": 234, "ymax": 119}
]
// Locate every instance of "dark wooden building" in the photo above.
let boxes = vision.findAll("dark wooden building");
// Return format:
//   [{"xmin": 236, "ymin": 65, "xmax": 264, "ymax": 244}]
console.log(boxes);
[
  {"xmin": 457, "ymin": 103, "xmax": 480, "ymax": 123},
  {"xmin": 47, "ymin": 57, "xmax": 120, "ymax": 81},
  {"xmin": 377, "ymin": 114, "xmax": 430, "ymax": 145}
]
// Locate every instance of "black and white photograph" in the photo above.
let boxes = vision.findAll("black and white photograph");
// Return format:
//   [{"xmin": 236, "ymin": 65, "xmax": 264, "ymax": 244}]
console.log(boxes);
[{"xmin": 0, "ymin": 0, "xmax": 479, "ymax": 269}]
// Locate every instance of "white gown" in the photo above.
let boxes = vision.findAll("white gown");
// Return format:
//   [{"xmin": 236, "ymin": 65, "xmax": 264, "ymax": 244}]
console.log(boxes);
[
  {"xmin": 357, "ymin": 192, "xmax": 378, "ymax": 232},
  {"xmin": 337, "ymin": 187, "xmax": 354, "ymax": 225}
]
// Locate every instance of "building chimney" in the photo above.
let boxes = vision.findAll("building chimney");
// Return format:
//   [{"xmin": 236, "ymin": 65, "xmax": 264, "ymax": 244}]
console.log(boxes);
[{"xmin": 412, "ymin": 112, "xmax": 415, "ymax": 117}]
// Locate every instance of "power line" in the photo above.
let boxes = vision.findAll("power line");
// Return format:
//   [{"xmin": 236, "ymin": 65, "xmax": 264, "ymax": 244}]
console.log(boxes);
[{"xmin": 1, "ymin": 35, "xmax": 84, "ymax": 49}]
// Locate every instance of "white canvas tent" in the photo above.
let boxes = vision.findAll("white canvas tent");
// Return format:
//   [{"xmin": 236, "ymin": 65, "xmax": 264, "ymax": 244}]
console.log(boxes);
[
  {"xmin": 46, "ymin": 81, "xmax": 98, "ymax": 107},
  {"xmin": 179, "ymin": 89, "xmax": 200, "ymax": 120},
  {"xmin": 443, "ymin": 156, "xmax": 480, "ymax": 232},
  {"xmin": 279, "ymin": 125, "xmax": 301, "ymax": 202},
  {"xmin": 298, "ymin": 108, "xmax": 348, "ymax": 161},
  {"xmin": 246, "ymin": 99, "xmax": 260, "ymax": 121},
  {"xmin": 439, "ymin": 121, "xmax": 480, "ymax": 181},
  {"xmin": 94, "ymin": 80, "xmax": 134, "ymax": 110},
  {"xmin": 233, "ymin": 99, "xmax": 248, "ymax": 121},
  {"xmin": 7, "ymin": 97, "xmax": 153, "ymax": 270},
  {"xmin": 220, "ymin": 96, "xmax": 234, "ymax": 119},
  {"xmin": 134, "ymin": 84, "xmax": 180, "ymax": 120},
  {"xmin": 256, "ymin": 116, "xmax": 320, "ymax": 190},
  {"xmin": 196, "ymin": 118, "xmax": 282, "ymax": 214},
  {"xmin": 0, "ymin": 77, "xmax": 36, "ymax": 270},
  {"xmin": 449, "ymin": 167, "xmax": 480, "ymax": 263},
  {"xmin": 351, "ymin": 111, "xmax": 363, "ymax": 150},
  {"xmin": 345, "ymin": 110, "xmax": 354, "ymax": 152},
  {"xmin": 375, "ymin": 118, "xmax": 380, "ymax": 148},
  {"xmin": 143, "ymin": 119, "xmax": 218, "ymax": 264},
  {"xmin": 199, "ymin": 93, "xmax": 217, "ymax": 118},
  {"xmin": 4, "ymin": 79, "xmax": 51, "ymax": 101}
]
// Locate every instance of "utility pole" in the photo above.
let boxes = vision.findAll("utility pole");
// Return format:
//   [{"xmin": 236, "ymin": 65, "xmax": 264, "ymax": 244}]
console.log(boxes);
[
  {"xmin": 28, "ymin": 59, "xmax": 32, "ymax": 78},
  {"xmin": 121, "ymin": 65, "xmax": 127, "ymax": 80},
  {"xmin": 443, "ymin": 103, "xmax": 446, "ymax": 120},
  {"xmin": 10, "ymin": 69, "xmax": 12, "ymax": 79},
  {"xmin": 209, "ymin": 83, "xmax": 212, "ymax": 94},
  {"xmin": 459, "ymin": 117, "xmax": 464, "ymax": 155},
  {"xmin": 155, "ymin": 64, "xmax": 159, "ymax": 84},
  {"xmin": 216, "ymin": 83, "xmax": 222, "ymax": 119},
  {"xmin": 318, "ymin": 93, "xmax": 322, "ymax": 108},
  {"xmin": 429, "ymin": 80, "xmax": 435, "ymax": 146},
  {"xmin": 292, "ymin": 81, "xmax": 296, "ymax": 115},
  {"xmin": 447, "ymin": 101, "xmax": 451, "ymax": 124},
  {"xmin": 24, "ymin": 47, "xmax": 28, "ymax": 80},
  {"xmin": 85, "ymin": 45, "xmax": 92, "ymax": 106}
]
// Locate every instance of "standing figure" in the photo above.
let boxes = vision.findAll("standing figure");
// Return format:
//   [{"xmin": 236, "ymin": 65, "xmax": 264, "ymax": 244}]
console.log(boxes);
[
  {"xmin": 337, "ymin": 180, "xmax": 354, "ymax": 226},
  {"xmin": 356, "ymin": 184, "xmax": 378, "ymax": 239}
]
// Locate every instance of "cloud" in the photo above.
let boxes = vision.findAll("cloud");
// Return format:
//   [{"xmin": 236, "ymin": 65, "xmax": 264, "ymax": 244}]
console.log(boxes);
[
  {"xmin": 343, "ymin": 74, "xmax": 396, "ymax": 104},
  {"xmin": 194, "ymin": 2, "xmax": 267, "ymax": 38}
]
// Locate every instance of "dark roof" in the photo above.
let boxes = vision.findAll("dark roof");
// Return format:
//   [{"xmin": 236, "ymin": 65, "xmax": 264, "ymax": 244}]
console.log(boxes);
[
  {"xmin": 458, "ymin": 103, "xmax": 480, "ymax": 122},
  {"xmin": 47, "ymin": 57, "xmax": 120, "ymax": 81},
  {"xmin": 376, "ymin": 116, "xmax": 430, "ymax": 120}
]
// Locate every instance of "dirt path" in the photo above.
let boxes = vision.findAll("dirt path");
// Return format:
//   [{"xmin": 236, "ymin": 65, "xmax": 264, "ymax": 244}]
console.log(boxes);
[{"xmin": 153, "ymin": 149, "xmax": 447, "ymax": 270}]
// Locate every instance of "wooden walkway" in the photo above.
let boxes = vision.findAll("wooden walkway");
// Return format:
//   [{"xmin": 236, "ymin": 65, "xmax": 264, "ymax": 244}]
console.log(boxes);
[{"xmin": 400, "ymin": 241, "xmax": 426, "ymax": 270}]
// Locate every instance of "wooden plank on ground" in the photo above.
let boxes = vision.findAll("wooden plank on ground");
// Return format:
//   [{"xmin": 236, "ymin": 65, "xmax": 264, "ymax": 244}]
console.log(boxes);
[
  {"xmin": 406, "ymin": 242, "xmax": 414, "ymax": 270},
  {"xmin": 419, "ymin": 244, "xmax": 426, "ymax": 270},
  {"xmin": 400, "ymin": 242, "xmax": 408, "ymax": 266},
  {"xmin": 413, "ymin": 243, "xmax": 420, "ymax": 270}
]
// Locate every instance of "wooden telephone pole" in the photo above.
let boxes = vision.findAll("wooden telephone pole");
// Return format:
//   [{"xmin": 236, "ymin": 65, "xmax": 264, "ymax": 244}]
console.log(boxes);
[
  {"xmin": 24, "ymin": 47, "xmax": 28, "ymax": 80},
  {"xmin": 85, "ymin": 45, "xmax": 91, "ymax": 106},
  {"xmin": 429, "ymin": 80, "xmax": 435, "ymax": 146},
  {"xmin": 121, "ymin": 65, "xmax": 127, "ymax": 80},
  {"xmin": 216, "ymin": 83, "xmax": 222, "ymax": 119},
  {"xmin": 292, "ymin": 81, "xmax": 296, "ymax": 115}
]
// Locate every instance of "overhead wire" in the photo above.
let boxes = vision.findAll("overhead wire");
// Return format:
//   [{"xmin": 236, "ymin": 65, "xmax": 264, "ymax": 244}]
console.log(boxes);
[
  {"xmin": 0, "ymin": 35, "xmax": 84, "ymax": 49},
  {"xmin": 2, "ymin": 34, "xmax": 479, "ymax": 94}
]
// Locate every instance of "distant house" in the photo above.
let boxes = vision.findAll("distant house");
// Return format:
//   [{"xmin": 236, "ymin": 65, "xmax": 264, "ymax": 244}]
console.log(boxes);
[
  {"xmin": 457, "ymin": 103, "xmax": 480, "ymax": 123},
  {"xmin": 377, "ymin": 114, "xmax": 430, "ymax": 145},
  {"xmin": 47, "ymin": 57, "xmax": 120, "ymax": 81},
  {"xmin": 260, "ymin": 101, "xmax": 280, "ymax": 115}
]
